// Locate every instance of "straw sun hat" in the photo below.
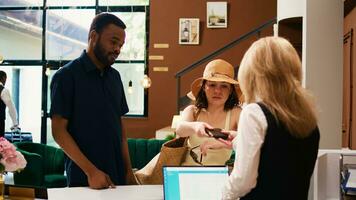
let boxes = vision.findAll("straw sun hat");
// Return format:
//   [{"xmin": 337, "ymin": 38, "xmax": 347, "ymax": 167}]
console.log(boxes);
[{"xmin": 189, "ymin": 59, "xmax": 240, "ymax": 100}]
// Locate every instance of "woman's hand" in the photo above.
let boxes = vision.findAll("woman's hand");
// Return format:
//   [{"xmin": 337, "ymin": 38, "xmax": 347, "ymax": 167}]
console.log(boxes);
[
  {"xmin": 195, "ymin": 122, "xmax": 214, "ymax": 137},
  {"xmin": 221, "ymin": 130, "xmax": 236, "ymax": 141},
  {"xmin": 217, "ymin": 138, "xmax": 233, "ymax": 149},
  {"xmin": 214, "ymin": 130, "xmax": 236, "ymax": 149},
  {"xmin": 200, "ymin": 140, "xmax": 228, "ymax": 156}
]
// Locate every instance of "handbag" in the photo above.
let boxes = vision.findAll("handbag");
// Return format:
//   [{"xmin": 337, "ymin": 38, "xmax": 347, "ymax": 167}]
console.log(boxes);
[{"xmin": 134, "ymin": 137, "xmax": 188, "ymax": 184}]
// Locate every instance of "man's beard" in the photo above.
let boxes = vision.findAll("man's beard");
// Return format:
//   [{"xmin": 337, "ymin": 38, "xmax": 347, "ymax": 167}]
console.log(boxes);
[{"xmin": 93, "ymin": 38, "xmax": 116, "ymax": 67}]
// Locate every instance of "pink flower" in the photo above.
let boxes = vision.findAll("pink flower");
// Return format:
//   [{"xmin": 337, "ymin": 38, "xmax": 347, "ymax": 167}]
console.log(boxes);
[{"xmin": 0, "ymin": 137, "xmax": 27, "ymax": 173}]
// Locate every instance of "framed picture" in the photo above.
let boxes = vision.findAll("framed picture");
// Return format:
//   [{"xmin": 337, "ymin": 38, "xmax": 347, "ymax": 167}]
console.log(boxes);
[
  {"xmin": 179, "ymin": 18, "xmax": 199, "ymax": 45},
  {"xmin": 207, "ymin": 2, "xmax": 227, "ymax": 28}
]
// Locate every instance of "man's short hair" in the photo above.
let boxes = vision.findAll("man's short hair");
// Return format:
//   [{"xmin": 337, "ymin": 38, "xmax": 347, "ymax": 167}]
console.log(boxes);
[
  {"xmin": 0, "ymin": 71, "xmax": 6, "ymax": 81},
  {"xmin": 88, "ymin": 12, "xmax": 126, "ymax": 40}
]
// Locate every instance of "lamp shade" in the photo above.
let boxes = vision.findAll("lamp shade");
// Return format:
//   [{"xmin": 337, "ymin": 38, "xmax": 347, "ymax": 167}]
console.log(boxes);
[
  {"xmin": 141, "ymin": 75, "xmax": 152, "ymax": 88},
  {"xmin": 171, "ymin": 115, "xmax": 181, "ymax": 129},
  {"xmin": 128, "ymin": 80, "xmax": 133, "ymax": 94}
]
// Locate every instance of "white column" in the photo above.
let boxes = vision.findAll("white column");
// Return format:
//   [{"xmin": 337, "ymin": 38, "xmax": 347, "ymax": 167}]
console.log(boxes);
[
  {"xmin": 304, "ymin": 0, "xmax": 343, "ymax": 149},
  {"xmin": 278, "ymin": 0, "xmax": 343, "ymax": 149}
]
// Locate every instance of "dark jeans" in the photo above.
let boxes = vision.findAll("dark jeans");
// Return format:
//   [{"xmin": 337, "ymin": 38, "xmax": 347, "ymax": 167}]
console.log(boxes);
[{"xmin": 0, "ymin": 120, "xmax": 4, "ymax": 137}]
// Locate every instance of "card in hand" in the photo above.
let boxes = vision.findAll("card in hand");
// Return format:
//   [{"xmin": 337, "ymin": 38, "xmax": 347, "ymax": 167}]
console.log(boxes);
[{"xmin": 205, "ymin": 128, "xmax": 229, "ymax": 140}]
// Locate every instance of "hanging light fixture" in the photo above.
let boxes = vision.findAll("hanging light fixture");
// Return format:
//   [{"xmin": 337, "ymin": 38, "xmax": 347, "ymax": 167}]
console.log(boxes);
[
  {"xmin": 0, "ymin": 53, "xmax": 4, "ymax": 64},
  {"xmin": 141, "ymin": 74, "xmax": 152, "ymax": 89},
  {"xmin": 45, "ymin": 66, "xmax": 51, "ymax": 76},
  {"xmin": 128, "ymin": 80, "xmax": 133, "ymax": 94}
]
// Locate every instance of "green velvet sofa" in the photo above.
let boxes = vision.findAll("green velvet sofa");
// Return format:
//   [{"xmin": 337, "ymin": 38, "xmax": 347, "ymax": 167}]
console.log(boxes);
[
  {"xmin": 13, "ymin": 142, "xmax": 67, "ymax": 188},
  {"xmin": 127, "ymin": 138, "xmax": 168, "ymax": 170}
]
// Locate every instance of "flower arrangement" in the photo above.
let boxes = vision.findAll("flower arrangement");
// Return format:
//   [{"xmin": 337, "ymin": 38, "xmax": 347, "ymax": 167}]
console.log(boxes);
[{"xmin": 0, "ymin": 137, "xmax": 26, "ymax": 173}]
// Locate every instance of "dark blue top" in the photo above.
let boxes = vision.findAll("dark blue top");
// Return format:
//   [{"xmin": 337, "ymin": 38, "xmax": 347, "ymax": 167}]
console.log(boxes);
[
  {"xmin": 241, "ymin": 103, "xmax": 320, "ymax": 200},
  {"xmin": 50, "ymin": 51, "xmax": 129, "ymax": 186}
]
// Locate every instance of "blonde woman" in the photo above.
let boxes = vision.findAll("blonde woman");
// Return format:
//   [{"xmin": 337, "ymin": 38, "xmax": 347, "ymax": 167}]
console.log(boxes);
[
  {"xmin": 220, "ymin": 37, "xmax": 320, "ymax": 200},
  {"xmin": 176, "ymin": 59, "xmax": 242, "ymax": 166}
]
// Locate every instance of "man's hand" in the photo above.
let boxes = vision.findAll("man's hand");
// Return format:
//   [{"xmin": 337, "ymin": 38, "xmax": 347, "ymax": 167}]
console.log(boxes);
[
  {"xmin": 10, "ymin": 125, "xmax": 20, "ymax": 132},
  {"xmin": 126, "ymin": 170, "xmax": 138, "ymax": 185},
  {"xmin": 87, "ymin": 168, "xmax": 116, "ymax": 189}
]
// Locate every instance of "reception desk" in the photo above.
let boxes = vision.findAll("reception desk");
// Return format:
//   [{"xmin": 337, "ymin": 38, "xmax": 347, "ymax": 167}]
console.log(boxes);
[
  {"xmin": 48, "ymin": 149, "xmax": 356, "ymax": 200},
  {"xmin": 48, "ymin": 185, "xmax": 163, "ymax": 200},
  {"xmin": 309, "ymin": 149, "xmax": 356, "ymax": 200},
  {"xmin": 5, "ymin": 149, "xmax": 354, "ymax": 200}
]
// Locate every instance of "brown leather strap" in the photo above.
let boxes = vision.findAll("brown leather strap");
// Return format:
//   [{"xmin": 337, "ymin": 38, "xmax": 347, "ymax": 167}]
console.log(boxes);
[{"xmin": 193, "ymin": 107, "xmax": 201, "ymax": 122}]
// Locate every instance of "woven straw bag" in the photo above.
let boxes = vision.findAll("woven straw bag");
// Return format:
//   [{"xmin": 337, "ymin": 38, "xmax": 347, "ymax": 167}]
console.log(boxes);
[{"xmin": 135, "ymin": 137, "xmax": 188, "ymax": 184}]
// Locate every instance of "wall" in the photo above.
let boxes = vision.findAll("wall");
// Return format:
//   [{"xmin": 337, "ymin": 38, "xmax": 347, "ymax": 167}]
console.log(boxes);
[
  {"xmin": 343, "ymin": 7, "xmax": 356, "ymax": 148},
  {"xmin": 123, "ymin": 0, "xmax": 277, "ymax": 138}
]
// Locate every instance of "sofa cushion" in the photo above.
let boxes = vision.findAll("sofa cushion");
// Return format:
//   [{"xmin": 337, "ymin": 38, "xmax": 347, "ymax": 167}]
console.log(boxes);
[{"xmin": 44, "ymin": 174, "xmax": 67, "ymax": 188}]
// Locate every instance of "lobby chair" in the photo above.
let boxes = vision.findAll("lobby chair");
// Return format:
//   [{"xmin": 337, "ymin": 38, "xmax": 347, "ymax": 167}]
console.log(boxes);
[{"xmin": 13, "ymin": 142, "xmax": 67, "ymax": 188}]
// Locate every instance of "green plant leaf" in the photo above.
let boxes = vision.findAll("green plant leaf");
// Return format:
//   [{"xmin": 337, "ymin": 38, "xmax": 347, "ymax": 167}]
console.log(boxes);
[{"xmin": 0, "ymin": 164, "xmax": 5, "ymax": 173}]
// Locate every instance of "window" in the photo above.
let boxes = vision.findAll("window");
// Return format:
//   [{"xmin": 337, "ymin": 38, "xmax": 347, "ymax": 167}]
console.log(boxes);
[
  {"xmin": 113, "ymin": 12, "xmax": 146, "ymax": 61},
  {"xmin": 0, "ymin": 66, "xmax": 42, "ymax": 143},
  {"xmin": 47, "ymin": 0, "xmax": 95, "ymax": 6},
  {"xmin": 0, "ymin": 0, "xmax": 42, "ymax": 7},
  {"xmin": 46, "ymin": 9, "xmax": 95, "ymax": 60},
  {"xmin": 113, "ymin": 63, "xmax": 145, "ymax": 115},
  {"xmin": 0, "ymin": 1, "xmax": 149, "ymax": 145},
  {"xmin": 99, "ymin": 0, "xmax": 149, "ymax": 6},
  {"xmin": 0, "ymin": 10, "xmax": 42, "ymax": 60}
]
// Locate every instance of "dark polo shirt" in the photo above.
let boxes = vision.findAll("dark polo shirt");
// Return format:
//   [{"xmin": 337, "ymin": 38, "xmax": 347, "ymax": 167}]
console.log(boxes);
[{"xmin": 50, "ymin": 51, "xmax": 129, "ymax": 186}]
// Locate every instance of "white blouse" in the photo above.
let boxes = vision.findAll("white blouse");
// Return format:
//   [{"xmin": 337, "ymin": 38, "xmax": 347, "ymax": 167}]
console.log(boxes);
[
  {"xmin": 222, "ymin": 103, "xmax": 268, "ymax": 200},
  {"xmin": 0, "ymin": 82, "xmax": 18, "ymax": 127}
]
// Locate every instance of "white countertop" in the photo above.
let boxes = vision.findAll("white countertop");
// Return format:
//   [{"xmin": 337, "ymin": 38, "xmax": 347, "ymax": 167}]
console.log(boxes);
[{"xmin": 48, "ymin": 185, "xmax": 164, "ymax": 200}]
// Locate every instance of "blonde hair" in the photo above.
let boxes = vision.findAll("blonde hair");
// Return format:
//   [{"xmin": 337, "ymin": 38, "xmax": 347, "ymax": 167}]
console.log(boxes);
[{"xmin": 238, "ymin": 36, "xmax": 317, "ymax": 138}]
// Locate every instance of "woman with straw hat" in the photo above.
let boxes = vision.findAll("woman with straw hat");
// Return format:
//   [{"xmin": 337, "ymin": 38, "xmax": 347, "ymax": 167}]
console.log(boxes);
[
  {"xmin": 176, "ymin": 58, "xmax": 242, "ymax": 166},
  {"xmin": 134, "ymin": 59, "xmax": 241, "ymax": 184}
]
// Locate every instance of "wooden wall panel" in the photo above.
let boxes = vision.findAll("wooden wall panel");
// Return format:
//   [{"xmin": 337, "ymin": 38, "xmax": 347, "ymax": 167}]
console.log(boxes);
[{"xmin": 343, "ymin": 7, "xmax": 356, "ymax": 148}]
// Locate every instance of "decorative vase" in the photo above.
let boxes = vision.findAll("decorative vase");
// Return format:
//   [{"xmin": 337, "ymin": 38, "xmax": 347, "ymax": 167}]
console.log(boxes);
[{"xmin": 0, "ymin": 173, "xmax": 4, "ymax": 200}]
